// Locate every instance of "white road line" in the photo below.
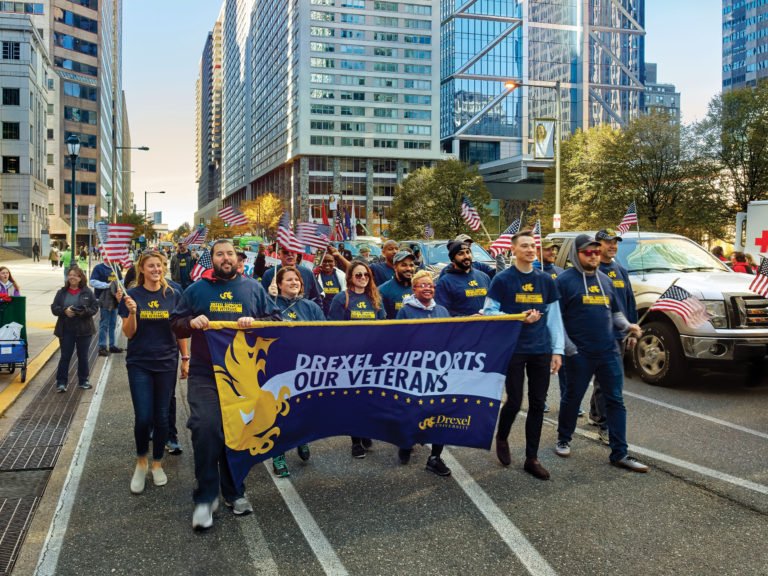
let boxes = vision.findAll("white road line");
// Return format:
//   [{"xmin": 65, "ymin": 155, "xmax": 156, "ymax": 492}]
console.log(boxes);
[
  {"xmin": 238, "ymin": 515, "xmax": 281, "ymax": 575},
  {"xmin": 441, "ymin": 450, "xmax": 558, "ymax": 576},
  {"xmin": 35, "ymin": 354, "xmax": 113, "ymax": 576},
  {"xmin": 622, "ymin": 390, "xmax": 768, "ymax": 440},
  {"xmin": 264, "ymin": 462, "xmax": 349, "ymax": 576}
]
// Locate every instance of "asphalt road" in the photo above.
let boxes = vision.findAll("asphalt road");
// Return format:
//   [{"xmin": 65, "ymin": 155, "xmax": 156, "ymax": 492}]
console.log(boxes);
[{"xmin": 12, "ymin": 351, "xmax": 767, "ymax": 576}]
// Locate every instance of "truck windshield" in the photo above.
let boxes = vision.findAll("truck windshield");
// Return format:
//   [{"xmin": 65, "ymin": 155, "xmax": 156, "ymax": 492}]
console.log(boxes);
[{"xmin": 615, "ymin": 237, "xmax": 730, "ymax": 274}]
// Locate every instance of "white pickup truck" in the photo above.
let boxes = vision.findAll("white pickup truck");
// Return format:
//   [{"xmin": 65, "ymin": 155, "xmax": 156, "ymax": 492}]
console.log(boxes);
[{"xmin": 547, "ymin": 232, "xmax": 768, "ymax": 386}]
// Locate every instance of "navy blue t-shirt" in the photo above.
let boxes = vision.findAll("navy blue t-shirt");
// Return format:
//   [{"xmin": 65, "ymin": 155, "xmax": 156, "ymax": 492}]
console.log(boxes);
[
  {"xmin": 556, "ymin": 268, "xmax": 620, "ymax": 358},
  {"xmin": 118, "ymin": 281, "xmax": 183, "ymax": 372},
  {"xmin": 378, "ymin": 277, "xmax": 413, "ymax": 319},
  {"xmin": 599, "ymin": 259, "xmax": 638, "ymax": 337},
  {"xmin": 318, "ymin": 271, "xmax": 342, "ymax": 318},
  {"xmin": 434, "ymin": 267, "xmax": 490, "ymax": 317},
  {"xmin": 371, "ymin": 262, "xmax": 396, "ymax": 287},
  {"xmin": 328, "ymin": 290, "xmax": 386, "ymax": 321},
  {"xmin": 275, "ymin": 295, "xmax": 326, "ymax": 322},
  {"xmin": 261, "ymin": 264, "xmax": 323, "ymax": 307},
  {"xmin": 486, "ymin": 267, "xmax": 560, "ymax": 354}
]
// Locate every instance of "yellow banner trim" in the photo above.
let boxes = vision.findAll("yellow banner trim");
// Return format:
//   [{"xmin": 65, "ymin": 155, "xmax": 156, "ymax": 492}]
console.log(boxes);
[{"xmin": 206, "ymin": 314, "xmax": 527, "ymax": 330}]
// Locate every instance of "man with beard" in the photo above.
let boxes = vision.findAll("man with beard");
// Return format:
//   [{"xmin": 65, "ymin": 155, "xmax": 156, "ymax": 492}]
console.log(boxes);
[
  {"xmin": 378, "ymin": 251, "xmax": 416, "ymax": 319},
  {"xmin": 260, "ymin": 245, "xmax": 323, "ymax": 307},
  {"xmin": 439, "ymin": 234, "xmax": 496, "ymax": 280},
  {"xmin": 171, "ymin": 239, "xmax": 280, "ymax": 530},
  {"xmin": 371, "ymin": 240, "xmax": 399, "ymax": 286},
  {"xmin": 435, "ymin": 240, "xmax": 490, "ymax": 316}
]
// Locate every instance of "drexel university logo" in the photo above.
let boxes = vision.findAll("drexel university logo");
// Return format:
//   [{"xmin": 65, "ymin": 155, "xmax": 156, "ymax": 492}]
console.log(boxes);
[{"xmin": 220, "ymin": 291, "xmax": 233, "ymax": 300}]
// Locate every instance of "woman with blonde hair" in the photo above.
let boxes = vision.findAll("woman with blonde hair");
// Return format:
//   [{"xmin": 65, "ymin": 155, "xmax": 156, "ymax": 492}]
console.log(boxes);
[
  {"xmin": 118, "ymin": 251, "xmax": 188, "ymax": 495},
  {"xmin": 0, "ymin": 266, "xmax": 20, "ymax": 296}
]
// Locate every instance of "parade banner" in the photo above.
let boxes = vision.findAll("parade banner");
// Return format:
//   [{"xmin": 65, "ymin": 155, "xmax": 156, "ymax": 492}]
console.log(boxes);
[{"xmin": 204, "ymin": 316, "xmax": 524, "ymax": 486}]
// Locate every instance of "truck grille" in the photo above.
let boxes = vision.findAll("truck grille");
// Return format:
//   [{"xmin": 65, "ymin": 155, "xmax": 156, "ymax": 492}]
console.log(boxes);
[{"xmin": 734, "ymin": 296, "xmax": 768, "ymax": 327}]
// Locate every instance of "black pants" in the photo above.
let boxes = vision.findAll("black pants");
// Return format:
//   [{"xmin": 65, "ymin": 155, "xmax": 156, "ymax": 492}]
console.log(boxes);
[{"xmin": 496, "ymin": 353, "xmax": 551, "ymax": 459}]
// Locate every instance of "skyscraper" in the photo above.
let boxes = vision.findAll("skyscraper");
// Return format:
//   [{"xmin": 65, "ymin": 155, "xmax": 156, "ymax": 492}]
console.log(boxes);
[
  {"xmin": 722, "ymin": 0, "xmax": 768, "ymax": 91},
  {"xmin": 644, "ymin": 63, "xmax": 680, "ymax": 122}
]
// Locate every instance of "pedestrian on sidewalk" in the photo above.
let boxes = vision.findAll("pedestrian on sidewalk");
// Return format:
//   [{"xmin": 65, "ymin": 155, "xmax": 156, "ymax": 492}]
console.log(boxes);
[
  {"xmin": 0, "ymin": 267, "xmax": 20, "ymax": 296},
  {"xmin": 32, "ymin": 241, "xmax": 40, "ymax": 262},
  {"xmin": 51, "ymin": 267, "xmax": 99, "ymax": 393},
  {"xmin": 118, "ymin": 252, "xmax": 187, "ymax": 495},
  {"xmin": 49, "ymin": 246, "xmax": 59, "ymax": 269},
  {"xmin": 90, "ymin": 259, "xmax": 123, "ymax": 357}
]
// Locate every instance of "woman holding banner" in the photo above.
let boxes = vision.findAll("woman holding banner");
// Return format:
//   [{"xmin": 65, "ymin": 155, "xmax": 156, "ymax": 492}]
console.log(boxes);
[
  {"xmin": 118, "ymin": 251, "xmax": 188, "ymax": 495},
  {"xmin": 328, "ymin": 260, "xmax": 385, "ymax": 458},
  {"xmin": 266, "ymin": 266, "xmax": 325, "ymax": 476}
]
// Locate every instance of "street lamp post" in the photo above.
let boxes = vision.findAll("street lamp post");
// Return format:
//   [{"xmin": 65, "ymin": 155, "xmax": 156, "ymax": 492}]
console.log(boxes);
[
  {"xmin": 144, "ymin": 189, "xmax": 166, "ymax": 223},
  {"xmin": 111, "ymin": 145, "xmax": 149, "ymax": 222},
  {"xmin": 66, "ymin": 135, "xmax": 81, "ymax": 267}
]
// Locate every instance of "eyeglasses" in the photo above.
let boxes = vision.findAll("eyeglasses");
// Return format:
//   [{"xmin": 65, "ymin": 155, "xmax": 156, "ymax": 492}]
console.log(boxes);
[
  {"xmin": 354, "ymin": 272, "xmax": 369, "ymax": 279},
  {"xmin": 579, "ymin": 249, "xmax": 601, "ymax": 256},
  {"xmin": 413, "ymin": 283, "xmax": 433, "ymax": 289}
]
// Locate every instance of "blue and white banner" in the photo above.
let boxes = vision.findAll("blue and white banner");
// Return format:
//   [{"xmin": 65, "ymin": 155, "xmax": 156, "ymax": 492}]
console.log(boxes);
[{"xmin": 204, "ymin": 316, "xmax": 523, "ymax": 486}]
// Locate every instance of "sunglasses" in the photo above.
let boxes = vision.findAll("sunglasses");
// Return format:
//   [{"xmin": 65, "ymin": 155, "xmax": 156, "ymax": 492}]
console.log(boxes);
[
  {"xmin": 579, "ymin": 249, "xmax": 601, "ymax": 256},
  {"xmin": 413, "ymin": 283, "xmax": 433, "ymax": 289},
  {"xmin": 354, "ymin": 272, "xmax": 369, "ymax": 279}
]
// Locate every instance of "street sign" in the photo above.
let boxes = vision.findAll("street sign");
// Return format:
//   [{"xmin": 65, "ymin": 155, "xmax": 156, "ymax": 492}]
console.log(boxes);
[
  {"xmin": 87, "ymin": 204, "xmax": 95, "ymax": 229},
  {"xmin": 553, "ymin": 213, "xmax": 561, "ymax": 229}
]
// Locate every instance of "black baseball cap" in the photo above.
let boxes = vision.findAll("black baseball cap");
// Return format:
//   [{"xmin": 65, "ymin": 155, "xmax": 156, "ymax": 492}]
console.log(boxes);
[{"xmin": 574, "ymin": 234, "xmax": 601, "ymax": 251}]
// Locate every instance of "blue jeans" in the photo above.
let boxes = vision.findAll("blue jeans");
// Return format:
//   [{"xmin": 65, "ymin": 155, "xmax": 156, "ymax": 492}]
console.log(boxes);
[
  {"xmin": 56, "ymin": 331, "xmax": 91, "ymax": 386},
  {"xmin": 98, "ymin": 306, "xmax": 117, "ymax": 348},
  {"xmin": 187, "ymin": 371, "xmax": 244, "ymax": 504},
  {"xmin": 557, "ymin": 353, "xmax": 628, "ymax": 462},
  {"xmin": 127, "ymin": 364, "xmax": 176, "ymax": 461}
]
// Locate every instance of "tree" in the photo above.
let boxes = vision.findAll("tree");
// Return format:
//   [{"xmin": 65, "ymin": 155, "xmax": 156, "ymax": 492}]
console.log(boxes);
[
  {"xmin": 698, "ymin": 80, "xmax": 768, "ymax": 212},
  {"xmin": 207, "ymin": 217, "xmax": 239, "ymax": 240},
  {"xmin": 389, "ymin": 159, "xmax": 491, "ymax": 240},
  {"xmin": 172, "ymin": 222, "xmax": 191, "ymax": 242},
  {"xmin": 240, "ymin": 193, "xmax": 284, "ymax": 237},
  {"xmin": 117, "ymin": 213, "xmax": 156, "ymax": 242}
]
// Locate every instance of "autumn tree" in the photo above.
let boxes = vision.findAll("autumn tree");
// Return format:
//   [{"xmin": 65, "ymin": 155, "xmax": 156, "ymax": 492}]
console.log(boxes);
[
  {"xmin": 117, "ymin": 213, "xmax": 156, "ymax": 241},
  {"xmin": 240, "ymin": 193, "xmax": 284, "ymax": 237},
  {"xmin": 172, "ymin": 222, "xmax": 191, "ymax": 241}
]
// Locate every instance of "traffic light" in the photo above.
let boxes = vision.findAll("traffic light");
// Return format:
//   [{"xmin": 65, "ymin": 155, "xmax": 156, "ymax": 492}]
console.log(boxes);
[
  {"xmin": 224, "ymin": 222, "xmax": 229, "ymax": 228},
  {"xmin": 199, "ymin": 218, "xmax": 204, "ymax": 226}
]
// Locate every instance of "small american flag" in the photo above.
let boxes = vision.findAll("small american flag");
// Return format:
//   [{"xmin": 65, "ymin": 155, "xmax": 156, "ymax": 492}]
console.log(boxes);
[
  {"xmin": 617, "ymin": 202, "xmax": 638, "ymax": 235},
  {"xmin": 182, "ymin": 225, "xmax": 207, "ymax": 246},
  {"xmin": 96, "ymin": 222, "xmax": 134, "ymax": 266},
  {"xmin": 749, "ymin": 257, "xmax": 768, "ymax": 297},
  {"xmin": 277, "ymin": 212, "xmax": 304, "ymax": 253},
  {"xmin": 424, "ymin": 221, "xmax": 435, "ymax": 240},
  {"xmin": 488, "ymin": 219, "xmax": 520, "ymax": 257},
  {"xmin": 460, "ymin": 195, "xmax": 482, "ymax": 231},
  {"xmin": 533, "ymin": 219, "xmax": 542, "ymax": 249},
  {"xmin": 190, "ymin": 249, "xmax": 212, "ymax": 281},
  {"xmin": 650, "ymin": 285, "xmax": 711, "ymax": 328},
  {"xmin": 334, "ymin": 210, "xmax": 346, "ymax": 241},
  {"xmin": 296, "ymin": 221, "xmax": 331, "ymax": 250},
  {"xmin": 218, "ymin": 205, "xmax": 249, "ymax": 227}
]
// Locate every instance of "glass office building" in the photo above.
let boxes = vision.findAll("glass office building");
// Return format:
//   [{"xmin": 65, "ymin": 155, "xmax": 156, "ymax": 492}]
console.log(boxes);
[{"xmin": 722, "ymin": 0, "xmax": 768, "ymax": 91}]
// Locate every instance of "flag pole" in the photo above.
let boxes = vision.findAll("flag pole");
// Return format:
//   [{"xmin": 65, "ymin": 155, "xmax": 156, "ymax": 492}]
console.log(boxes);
[
  {"xmin": 628, "ymin": 277, "xmax": 680, "ymax": 341},
  {"xmin": 633, "ymin": 197, "xmax": 645, "ymax": 282},
  {"xmin": 479, "ymin": 222, "xmax": 493, "ymax": 244}
]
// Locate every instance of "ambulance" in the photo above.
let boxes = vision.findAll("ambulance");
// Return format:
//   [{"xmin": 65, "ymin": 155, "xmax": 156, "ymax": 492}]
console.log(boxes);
[{"xmin": 735, "ymin": 200, "xmax": 768, "ymax": 262}]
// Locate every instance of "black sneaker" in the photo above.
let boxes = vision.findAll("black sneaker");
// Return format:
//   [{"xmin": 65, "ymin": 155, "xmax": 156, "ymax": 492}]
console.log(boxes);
[
  {"xmin": 78, "ymin": 381, "xmax": 92, "ymax": 390},
  {"xmin": 398, "ymin": 448, "xmax": 412, "ymax": 465},
  {"xmin": 108, "ymin": 346, "xmax": 123, "ymax": 353},
  {"xmin": 426, "ymin": 456, "xmax": 451, "ymax": 477},
  {"xmin": 56, "ymin": 382, "xmax": 67, "ymax": 393},
  {"xmin": 361, "ymin": 438, "xmax": 373, "ymax": 449},
  {"xmin": 296, "ymin": 444, "xmax": 310, "ymax": 461},
  {"xmin": 351, "ymin": 443, "xmax": 366, "ymax": 459},
  {"xmin": 98, "ymin": 347, "xmax": 109, "ymax": 357}
]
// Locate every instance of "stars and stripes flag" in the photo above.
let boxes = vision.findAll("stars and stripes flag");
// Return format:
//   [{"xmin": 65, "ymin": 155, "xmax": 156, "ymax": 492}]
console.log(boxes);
[
  {"xmin": 533, "ymin": 219, "xmax": 542, "ymax": 249},
  {"xmin": 424, "ymin": 220, "xmax": 435, "ymax": 240},
  {"xmin": 296, "ymin": 221, "xmax": 331, "ymax": 250},
  {"xmin": 95, "ymin": 221, "xmax": 134, "ymax": 266},
  {"xmin": 349, "ymin": 204, "xmax": 358, "ymax": 241},
  {"xmin": 182, "ymin": 225, "xmax": 207, "ymax": 246},
  {"xmin": 334, "ymin": 210, "xmax": 346, "ymax": 241},
  {"xmin": 460, "ymin": 195, "xmax": 482, "ymax": 231},
  {"xmin": 217, "ymin": 205, "xmax": 249, "ymax": 227},
  {"xmin": 748, "ymin": 257, "xmax": 768, "ymax": 297},
  {"xmin": 617, "ymin": 201, "xmax": 638, "ymax": 235},
  {"xmin": 488, "ymin": 219, "xmax": 520, "ymax": 257},
  {"xmin": 190, "ymin": 249, "xmax": 212, "ymax": 281},
  {"xmin": 277, "ymin": 212, "xmax": 304, "ymax": 253},
  {"xmin": 649, "ymin": 285, "xmax": 712, "ymax": 328}
]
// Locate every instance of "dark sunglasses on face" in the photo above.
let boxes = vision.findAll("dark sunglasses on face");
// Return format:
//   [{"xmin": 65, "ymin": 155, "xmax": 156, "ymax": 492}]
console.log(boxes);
[
  {"xmin": 580, "ymin": 249, "xmax": 601, "ymax": 256},
  {"xmin": 354, "ymin": 272, "xmax": 369, "ymax": 279}
]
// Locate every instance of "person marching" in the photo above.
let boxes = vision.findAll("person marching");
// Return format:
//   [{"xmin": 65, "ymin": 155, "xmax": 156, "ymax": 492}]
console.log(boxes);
[
  {"xmin": 90, "ymin": 259, "xmax": 123, "ymax": 357},
  {"xmin": 260, "ymin": 245, "xmax": 323, "ymax": 307},
  {"xmin": 328, "ymin": 260, "xmax": 385, "ymax": 458},
  {"xmin": 170, "ymin": 239, "xmax": 280, "ymax": 530},
  {"xmin": 266, "ymin": 265, "xmax": 325, "ymax": 477},
  {"xmin": 438, "ymin": 234, "xmax": 496, "ymax": 280},
  {"xmin": 0, "ymin": 266, "xmax": 20, "ymax": 296},
  {"xmin": 315, "ymin": 252, "xmax": 346, "ymax": 319},
  {"xmin": 171, "ymin": 242, "xmax": 195, "ymax": 290},
  {"xmin": 118, "ymin": 251, "xmax": 188, "ymax": 495},
  {"xmin": 378, "ymin": 251, "xmax": 416, "ymax": 319},
  {"xmin": 435, "ymin": 240, "xmax": 490, "ymax": 316},
  {"xmin": 371, "ymin": 240, "xmax": 399, "ymax": 286},
  {"xmin": 483, "ymin": 230, "xmax": 563, "ymax": 480},
  {"xmin": 50, "ymin": 267, "xmax": 100, "ymax": 392}
]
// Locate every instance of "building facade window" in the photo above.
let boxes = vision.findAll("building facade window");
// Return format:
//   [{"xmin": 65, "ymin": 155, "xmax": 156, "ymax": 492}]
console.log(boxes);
[
  {"xmin": 341, "ymin": 106, "xmax": 365, "ymax": 115},
  {"xmin": 62, "ymin": 81, "xmax": 98, "ymax": 101},
  {"xmin": 2, "ymin": 156, "xmax": 20, "ymax": 173},
  {"xmin": 54, "ymin": 9, "xmax": 98, "ymax": 32},
  {"xmin": 2, "ymin": 87, "xmax": 19, "ymax": 105},
  {"xmin": 373, "ymin": 139, "xmax": 398, "ymax": 148},
  {"xmin": 341, "ymin": 137, "xmax": 365, "ymax": 146},
  {"xmin": 64, "ymin": 106, "xmax": 97, "ymax": 124},
  {"xmin": 55, "ymin": 57, "xmax": 98, "ymax": 76},
  {"xmin": 53, "ymin": 33, "xmax": 98, "ymax": 56},
  {"xmin": 2, "ymin": 41, "xmax": 20, "ymax": 60},
  {"xmin": 310, "ymin": 135, "xmax": 334, "ymax": 145},
  {"xmin": 3, "ymin": 213, "xmax": 18, "ymax": 243}
]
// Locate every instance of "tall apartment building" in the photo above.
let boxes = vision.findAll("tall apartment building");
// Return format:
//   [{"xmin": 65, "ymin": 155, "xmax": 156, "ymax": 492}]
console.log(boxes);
[
  {"xmin": 644, "ymin": 63, "xmax": 680, "ymax": 122},
  {"xmin": 723, "ymin": 0, "xmax": 768, "ymax": 91},
  {"xmin": 441, "ymin": 0, "xmax": 645, "ymax": 198},
  {"xmin": 206, "ymin": 0, "xmax": 441, "ymax": 233},
  {"xmin": 0, "ymin": 12, "xmax": 53, "ymax": 252}
]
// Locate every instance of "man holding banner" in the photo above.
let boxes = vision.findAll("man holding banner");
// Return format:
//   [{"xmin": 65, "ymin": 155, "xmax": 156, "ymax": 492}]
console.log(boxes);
[{"xmin": 170, "ymin": 239, "xmax": 280, "ymax": 530}]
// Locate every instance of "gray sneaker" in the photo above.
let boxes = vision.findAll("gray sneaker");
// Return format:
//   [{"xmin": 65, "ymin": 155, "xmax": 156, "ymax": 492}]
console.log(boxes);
[
  {"xmin": 225, "ymin": 496, "xmax": 253, "ymax": 516},
  {"xmin": 611, "ymin": 456, "xmax": 649, "ymax": 473},
  {"xmin": 555, "ymin": 441, "xmax": 571, "ymax": 458},
  {"xmin": 192, "ymin": 499, "xmax": 219, "ymax": 530},
  {"xmin": 598, "ymin": 427, "xmax": 610, "ymax": 446}
]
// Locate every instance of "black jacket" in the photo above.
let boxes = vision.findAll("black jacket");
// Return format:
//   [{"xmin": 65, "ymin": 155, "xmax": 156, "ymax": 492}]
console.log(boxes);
[{"xmin": 51, "ymin": 286, "xmax": 99, "ymax": 338}]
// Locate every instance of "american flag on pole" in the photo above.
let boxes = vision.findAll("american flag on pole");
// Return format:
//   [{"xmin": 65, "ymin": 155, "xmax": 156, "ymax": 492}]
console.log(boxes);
[
  {"xmin": 277, "ymin": 212, "xmax": 304, "ymax": 253},
  {"xmin": 748, "ymin": 257, "xmax": 768, "ymax": 297},
  {"xmin": 95, "ymin": 222, "xmax": 134, "ymax": 266},
  {"xmin": 649, "ymin": 285, "xmax": 712, "ymax": 328},
  {"xmin": 488, "ymin": 219, "xmax": 520, "ymax": 257},
  {"xmin": 460, "ymin": 195, "xmax": 482, "ymax": 231},
  {"xmin": 296, "ymin": 221, "xmax": 331, "ymax": 250},
  {"xmin": 190, "ymin": 249, "xmax": 212, "ymax": 281},
  {"xmin": 424, "ymin": 221, "xmax": 435, "ymax": 240},
  {"xmin": 334, "ymin": 210, "xmax": 346, "ymax": 241},
  {"xmin": 617, "ymin": 201, "xmax": 638, "ymax": 235},
  {"xmin": 217, "ymin": 205, "xmax": 249, "ymax": 227},
  {"xmin": 533, "ymin": 219, "xmax": 542, "ymax": 249},
  {"xmin": 182, "ymin": 225, "xmax": 207, "ymax": 247}
]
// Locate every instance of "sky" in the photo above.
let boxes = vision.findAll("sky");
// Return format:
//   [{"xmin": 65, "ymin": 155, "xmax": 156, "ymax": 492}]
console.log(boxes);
[{"xmin": 122, "ymin": 0, "xmax": 723, "ymax": 230}]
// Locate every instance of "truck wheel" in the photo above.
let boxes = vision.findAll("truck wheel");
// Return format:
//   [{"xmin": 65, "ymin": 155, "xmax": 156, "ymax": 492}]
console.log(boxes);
[{"xmin": 632, "ymin": 321, "xmax": 686, "ymax": 387}]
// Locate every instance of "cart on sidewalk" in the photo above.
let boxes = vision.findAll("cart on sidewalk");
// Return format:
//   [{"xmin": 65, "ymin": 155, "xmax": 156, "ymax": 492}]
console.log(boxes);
[{"xmin": 0, "ymin": 295, "xmax": 27, "ymax": 381}]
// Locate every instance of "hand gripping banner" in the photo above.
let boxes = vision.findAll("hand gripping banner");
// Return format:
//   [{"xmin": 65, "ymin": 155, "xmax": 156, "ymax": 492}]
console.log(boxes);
[{"xmin": 204, "ymin": 316, "xmax": 524, "ymax": 487}]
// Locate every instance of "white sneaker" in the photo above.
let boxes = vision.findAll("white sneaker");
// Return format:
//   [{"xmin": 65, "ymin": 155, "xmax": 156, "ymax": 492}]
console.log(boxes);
[
  {"xmin": 555, "ymin": 441, "xmax": 571, "ymax": 458},
  {"xmin": 611, "ymin": 456, "xmax": 649, "ymax": 473},
  {"xmin": 224, "ymin": 496, "xmax": 253, "ymax": 516},
  {"xmin": 152, "ymin": 466, "xmax": 168, "ymax": 486},
  {"xmin": 130, "ymin": 464, "xmax": 148, "ymax": 494},
  {"xmin": 192, "ymin": 499, "xmax": 219, "ymax": 530}
]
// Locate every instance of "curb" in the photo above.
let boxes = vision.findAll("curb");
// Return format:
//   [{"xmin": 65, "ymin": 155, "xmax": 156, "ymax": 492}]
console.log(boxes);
[{"xmin": 0, "ymin": 338, "xmax": 60, "ymax": 417}]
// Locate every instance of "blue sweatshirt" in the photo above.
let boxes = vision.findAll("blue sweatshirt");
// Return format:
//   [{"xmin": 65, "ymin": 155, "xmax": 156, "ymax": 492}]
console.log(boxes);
[
  {"xmin": 599, "ymin": 259, "xmax": 638, "ymax": 339},
  {"xmin": 261, "ymin": 264, "xmax": 323, "ymax": 308},
  {"xmin": 438, "ymin": 260, "xmax": 496, "ymax": 280},
  {"xmin": 435, "ymin": 266, "xmax": 490, "ymax": 317},
  {"xmin": 170, "ymin": 274, "xmax": 280, "ymax": 377},
  {"xmin": 275, "ymin": 294, "xmax": 325, "ymax": 322},
  {"xmin": 533, "ymin": 260, "xmax": 565, "ymax": 280},
  {"xmin": 318, "ymin": 270, "xmax": 343, "ymax": 318},
  {"xmin": 371, "ymin": 262, "xmax": 396, "ymax": 287},
  {"xmin": 378, "ymin": 276, "xmax": 413, "ymax": 319},
  {"xmin": 395, "ymin": 296, "xmax": 450, "ymax": 319},
  {"xmin": 90, "ymin": 263, "xmax": 122, "ymax": 298},
  {"xmin": 327, "ymin": 290, "xmax": 386, "ymax": 321}
]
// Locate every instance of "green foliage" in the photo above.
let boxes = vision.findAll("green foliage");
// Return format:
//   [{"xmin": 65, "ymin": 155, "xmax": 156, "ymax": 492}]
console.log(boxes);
[
  {"xmin": 389, "ymin": 159, "xmax": 491, "ymax": 239},
  {"xmin": 172, "ymin": 222, "xmax": 191, "ymax": 241},
  {"xmin": 117, "ymin": 213, "xmax": 157, "ymax": 241}
]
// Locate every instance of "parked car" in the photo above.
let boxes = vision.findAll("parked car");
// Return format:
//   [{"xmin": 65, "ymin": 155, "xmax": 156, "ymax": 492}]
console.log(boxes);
[
  {"xmin": 547, "ymin": 231, "xmax": 768, "ymax": 386},
  {"xmin": 398, "ymin": 240, "xmax": 496, "ymax": 277},
  {"xmin": 332, "ymin": 238, "xmax": 383, "ymax": 259}
]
